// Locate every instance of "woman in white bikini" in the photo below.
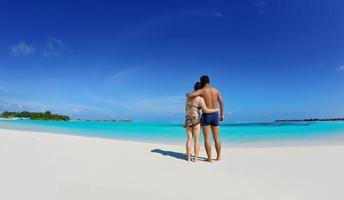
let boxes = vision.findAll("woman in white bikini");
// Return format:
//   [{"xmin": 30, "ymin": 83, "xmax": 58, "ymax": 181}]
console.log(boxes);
[{"xmin": 185, "ymin": 82, "xmax": 219, "ymax": 162}]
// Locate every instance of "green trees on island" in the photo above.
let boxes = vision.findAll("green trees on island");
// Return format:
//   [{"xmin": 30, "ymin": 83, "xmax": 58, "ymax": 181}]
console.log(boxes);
[
  {"xmin": 0, "ymin": 111, "xmax": 70, "ymax": 121},
  {"xmin": 275, "ymin": 118, "xmax": 344, "ymax": 122}
]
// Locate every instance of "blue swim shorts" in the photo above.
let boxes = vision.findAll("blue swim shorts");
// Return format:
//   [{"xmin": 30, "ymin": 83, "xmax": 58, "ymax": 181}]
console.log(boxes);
[{"xmin": 201, "ymin": 112, "xmax": 219, "ymax": 126}]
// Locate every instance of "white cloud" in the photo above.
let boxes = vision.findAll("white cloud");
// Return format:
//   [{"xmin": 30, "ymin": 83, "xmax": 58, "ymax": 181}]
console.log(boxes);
[
  {"xmin": 43, "ymin": 38, "xmax": 64, "ymax": 57},
  {"xmin": 9, "ymin": 41, "xmax": 35, "ymax": 56},
  {"xmin": 178, "ymin": 10, "xmax": 224, "ymax": 19},
  {"xmin": 207, "ymin": 11, "xmax": 224, "ymax": 18},
  {"xmin": 9, "ymin": 38, "xmax": 65, "ymax": 58},
  {"xmin": 257, "ymin": 9, "xmax": 268, "ymax": 15},
  {"xmin": 253, "ymin": 0, "xmax": 268, "ymax": 15},
  {"xmin": 253, "ymin": 0, "xmax": 267, "ymax": 7},
  {"xmin": 107, "ymin": 68, "xmax": 141, "ymax": 84},
  {"xmin": 337, "ymin": 66, "xmax": 344, "ymax": 72}
]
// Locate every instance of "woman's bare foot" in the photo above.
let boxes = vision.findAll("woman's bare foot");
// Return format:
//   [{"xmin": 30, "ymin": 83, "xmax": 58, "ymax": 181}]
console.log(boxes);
[
  {"xmin": 207, "ymin": 158, "xmax": 213, "ymax": 162},
  {"xmin": 187, "ymin": 154, "xmax": 194, "ymax": 162}
]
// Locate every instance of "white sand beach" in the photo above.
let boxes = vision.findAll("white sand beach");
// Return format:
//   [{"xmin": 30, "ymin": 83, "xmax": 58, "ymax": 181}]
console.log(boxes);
[{"xmin": 0, "ymin": 128, "xmax": 343, "ymax": 200}]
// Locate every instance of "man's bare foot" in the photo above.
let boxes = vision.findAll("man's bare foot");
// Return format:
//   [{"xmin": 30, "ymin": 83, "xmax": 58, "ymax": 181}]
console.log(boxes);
[
  {"xmin": 207, "ymin": 158, "xmax": 213, "ymax": 163},
  {"xmin": 216, "ymin": 155, "xmax": 221, "ymax": 161}
]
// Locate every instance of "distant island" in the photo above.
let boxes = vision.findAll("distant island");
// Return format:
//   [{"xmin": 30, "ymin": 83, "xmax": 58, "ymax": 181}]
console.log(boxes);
[
  {"xmin": 0, "ymin": 111, "xmax": 70, "ymax": 121},
  {"xmin": 275, "ymin": 118, "xmax": 344, "ymax": 122}
]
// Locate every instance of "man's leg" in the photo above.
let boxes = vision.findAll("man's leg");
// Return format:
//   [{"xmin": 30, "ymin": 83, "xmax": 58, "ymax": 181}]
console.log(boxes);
[
  {"xmin": 211, "ymin": 126, "xmax": 221, "ymax": 161},
  {"xmin": 202, "ymin": 125, "xmax": 212, "ymax": 162}
]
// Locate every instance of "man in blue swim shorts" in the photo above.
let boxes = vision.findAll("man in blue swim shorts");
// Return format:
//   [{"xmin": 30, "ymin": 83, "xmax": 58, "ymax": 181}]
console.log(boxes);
[{"xmin": 187, "ymin": 75, "xmax": 224, "ymax": 162}]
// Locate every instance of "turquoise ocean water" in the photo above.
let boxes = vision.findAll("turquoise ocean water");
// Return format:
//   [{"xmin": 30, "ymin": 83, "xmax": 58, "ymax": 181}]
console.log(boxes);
[{"xmin": 1, "ymin": 120, "xmax": 344, "ymax": 145}]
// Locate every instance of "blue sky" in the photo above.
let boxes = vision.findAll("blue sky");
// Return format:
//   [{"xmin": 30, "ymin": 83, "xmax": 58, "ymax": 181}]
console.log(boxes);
[{"xmin": 0, "ymin": 0, "xmax": 343, "ymax": 122}]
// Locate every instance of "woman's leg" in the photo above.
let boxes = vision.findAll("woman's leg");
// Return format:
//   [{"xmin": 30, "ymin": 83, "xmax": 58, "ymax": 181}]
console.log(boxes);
[
  {"xmin": 192, "ymin": 124, "xmax": 201, "ymax": 162},
  {"xmin": 186, "ymin": 126, "xmax": 193, "ymax": 161}
]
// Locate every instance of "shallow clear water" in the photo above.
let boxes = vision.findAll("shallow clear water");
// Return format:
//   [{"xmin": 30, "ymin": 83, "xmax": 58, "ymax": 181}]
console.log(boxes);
[{"xmin": 1, "ymin": 120, "xmax": 344, "ymax": 145}]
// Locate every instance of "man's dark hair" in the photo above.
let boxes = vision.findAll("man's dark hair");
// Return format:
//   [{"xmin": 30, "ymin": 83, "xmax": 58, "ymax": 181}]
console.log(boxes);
[
  {"xmin": 200, "ymin": 75, "xmax": 210, "ymax": 87},
  {"xmin": 194, "ymin": 82, "xmax": 202, "ymax": 91}
]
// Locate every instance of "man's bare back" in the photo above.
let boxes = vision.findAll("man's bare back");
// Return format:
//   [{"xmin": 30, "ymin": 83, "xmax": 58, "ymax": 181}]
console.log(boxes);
[{"xmin": 199, "ymin": 86, "xmax": 219, "ymax": 109}]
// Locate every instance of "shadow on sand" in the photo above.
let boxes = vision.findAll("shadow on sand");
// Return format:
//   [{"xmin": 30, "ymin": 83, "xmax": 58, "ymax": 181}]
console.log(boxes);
[
  {"xmin": 151, "ymin": 149, "xmax": 186, "ymax": 161},
  {"xmin": 151, "ymin": 149, "xmax": 207, "ymax": 161}
]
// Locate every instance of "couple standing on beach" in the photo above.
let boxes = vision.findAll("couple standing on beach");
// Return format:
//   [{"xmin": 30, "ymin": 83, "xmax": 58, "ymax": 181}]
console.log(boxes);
[{"xmin": 185, "ymin": 75, "xmax": 224, "ymax": 162}]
